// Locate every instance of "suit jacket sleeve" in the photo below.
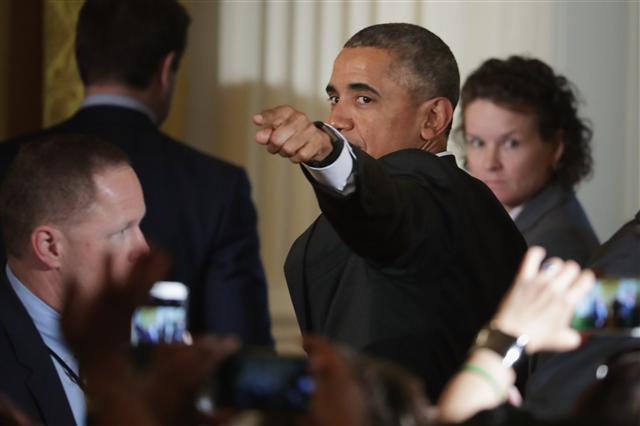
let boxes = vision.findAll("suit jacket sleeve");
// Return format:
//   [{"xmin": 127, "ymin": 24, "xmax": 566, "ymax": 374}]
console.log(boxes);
[
  {"xmin": 202, "ymin": 169, "xmax": 273, "ymax": 346},
  {"xmin": 303, "ymin": 147, "xmax": 450, "ymax": 267}
]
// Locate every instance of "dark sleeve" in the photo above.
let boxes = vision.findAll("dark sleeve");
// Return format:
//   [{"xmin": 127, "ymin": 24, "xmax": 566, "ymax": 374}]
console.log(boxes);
[
  {"xmin": 589, "ymin": 214, "xmax": 640, "ymax": 276},
  {"xmin": 202, "ymin": 169, "xmax": 273, "ymax": 347},
  {"xmin": 453, "ymin": 404, "xmax": 583, "ymax": 426},
  {"xmin": 303, "ymin": 148, "xmax": 448, "ymax": 266}
]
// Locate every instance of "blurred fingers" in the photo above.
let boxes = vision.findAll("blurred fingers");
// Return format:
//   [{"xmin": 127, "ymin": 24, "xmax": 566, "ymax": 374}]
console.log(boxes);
[
  {"xmin": 566, "ymin": 269, "xmax": 596, "ymax": 304},
  {"xmin": 253, "ymin": 105, "xmax": 295, "ymax": 128},
  {"xmin": 547, "ymin": 260, "xmax": 581, "ymax": 292},
  {"xmin": 516, "ymin": 246, "xmax": 546, "ymax": 282}
]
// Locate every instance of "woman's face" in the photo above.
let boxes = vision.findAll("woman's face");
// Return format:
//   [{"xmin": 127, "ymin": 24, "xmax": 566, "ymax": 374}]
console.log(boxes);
[{"xmin": 463, "ymin": 99, "xmax": 563, "ymax": 211}]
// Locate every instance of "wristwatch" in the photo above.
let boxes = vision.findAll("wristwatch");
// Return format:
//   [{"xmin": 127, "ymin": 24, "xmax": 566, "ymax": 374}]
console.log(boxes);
[
  {"xmin": 473, "ymin": 324, "xmax": 530, "ymax": 369},
  {"xmin": 304, "ymin": 121, "xmax": 345, "ymax": 168}
]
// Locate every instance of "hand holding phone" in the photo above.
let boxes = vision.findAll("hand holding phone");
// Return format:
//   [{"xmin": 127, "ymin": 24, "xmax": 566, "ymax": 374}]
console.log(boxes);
[
  {"xmin": 212, "ymin": 352, "xmax": 315, "ymax": 412},
  {"xmin": 131, "ymin": 281, "xmax": 189, "ymax": 345}
]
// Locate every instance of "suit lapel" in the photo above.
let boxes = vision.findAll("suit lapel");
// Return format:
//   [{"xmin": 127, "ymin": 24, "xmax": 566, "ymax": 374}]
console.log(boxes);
[
  {"xmin": 515, "ymin": 184, "xmax": 567, "ymax": 234},
  {"xmin": 0, "ymin": 274, "xmax": 76, "ymax": 425}
]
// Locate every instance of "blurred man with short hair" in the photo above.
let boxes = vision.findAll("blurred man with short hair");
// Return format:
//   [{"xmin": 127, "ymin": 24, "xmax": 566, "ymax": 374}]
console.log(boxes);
[{"xmin": 0, "ymin": 134, "xmax": 148, "ymax": 425}]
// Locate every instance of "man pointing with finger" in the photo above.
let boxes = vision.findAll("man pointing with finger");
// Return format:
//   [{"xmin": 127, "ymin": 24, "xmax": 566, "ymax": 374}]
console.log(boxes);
[{"xmin": 253, "ymin": 23, "xmax": 527, "ymax": 399}]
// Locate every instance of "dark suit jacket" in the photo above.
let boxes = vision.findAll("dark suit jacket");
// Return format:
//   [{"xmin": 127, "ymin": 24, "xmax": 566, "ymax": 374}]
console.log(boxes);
[
  {"xmin": 0, "ymin": 273, "xmax": 76, "ymax": 425},
  {"xmin": 523, "ymin": 211, "xmax": 640, "ymax": 419},
  {"xmin": 515, "ymin": 184, "xmax": 599, "ymax": 266},
  {"xmin": 285, "ymin": 148, "xmax": 527, "ymax": 399},
  {"xmin": 0, "ymin": 106, "xmax": 272, "ymax": 344},
  {"xmin": 589, "ymin": 210, "xmax": 640, "ymax": 277}
]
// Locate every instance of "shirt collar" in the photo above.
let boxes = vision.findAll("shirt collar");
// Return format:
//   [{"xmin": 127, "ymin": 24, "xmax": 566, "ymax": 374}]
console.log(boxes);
[
  {"xmin": 509, "ymin": 205, "xmax": 524, "ymax": 220},
  {"xmin": 6, "ymin": 265, "xmax": 64, "ymax": 347},
  {"xmin": 80, "ymin": 93, "xmax": 157, "ymax": 124},
  {"xmin": 436, "ymin": 150, "xmax": 454, "ymax": 157}
]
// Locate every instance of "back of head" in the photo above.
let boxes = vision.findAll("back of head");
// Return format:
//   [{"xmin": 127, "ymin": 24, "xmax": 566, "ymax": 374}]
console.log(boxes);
[
  {"xmin": 460, "ymin": 56, "xmax": 593, "ymax": 188},
  {"xmin": 75, "ymin": 0, "xmax": 190, "ymax": 89},
  {"xmin": 342, "ymin": 349, "xmax": 432, "ymax": 426},
  {"xmin": 0, "ymin": 134, "xmax": 130, "ymax": 258},
  {"xmin": 344, "ymin": 23, "xmax": 460, "ymax": 111}
]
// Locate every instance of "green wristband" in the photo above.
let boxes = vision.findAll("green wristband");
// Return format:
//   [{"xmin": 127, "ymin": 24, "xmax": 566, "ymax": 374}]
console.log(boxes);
[{"xmin": 462, "ymin": 362, "xmax": 506, "ymax": 400}]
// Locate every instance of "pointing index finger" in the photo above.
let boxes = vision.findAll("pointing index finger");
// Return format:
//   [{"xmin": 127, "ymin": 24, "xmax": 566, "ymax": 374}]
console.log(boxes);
[{"xmin": 252, "ymin": 114, "xmax": 265, "ymax": 126}]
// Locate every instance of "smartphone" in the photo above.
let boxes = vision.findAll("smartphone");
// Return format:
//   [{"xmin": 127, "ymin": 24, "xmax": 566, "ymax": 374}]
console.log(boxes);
[
  {"xmin": 571, "ymin": 278, "xmax": 640, "ymax": 335},
  {"xmin": 213, "ymin": 352, "xmax": 315, "ymax": 412},
  {"xmin": 131, "ymin": 281, "xmax": 189, "ymax": 345}
]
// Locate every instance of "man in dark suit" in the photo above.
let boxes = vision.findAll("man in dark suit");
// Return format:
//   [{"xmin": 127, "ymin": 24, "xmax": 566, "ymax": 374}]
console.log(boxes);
[
  {"xmin": 523, "ymin": 210, "xmax": 640, "ymax": 419},
  {"xmin": 0, "ymin": 135, "xmax": 149, "ymax": 425},
  {"xmin": 589, "ymin": 210, "xmax": 640, "ymax": 277},
  {"xmin": 252, "ymin": 23, "xmax": 527, "ymax": 399},
  {"xmin": 0, "ymin": 0, "xmax": 272, "ymax": 344}
]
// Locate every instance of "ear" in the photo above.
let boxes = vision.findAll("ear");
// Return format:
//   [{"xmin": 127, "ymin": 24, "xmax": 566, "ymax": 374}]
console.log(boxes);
[
  {"xmin": 551, "ymin": 129, "xmax": 565, "ymax": 165},
  {"xmin": 419, "ymin": 97, "xmax": 454, "ymax": 142},
  {"xmin": 31, "ymin": 225, "xmax": 64, "ymax": 269},
  {"xmin": 158, "ymin": 51, "xmax": 177, "ymax": 90}
]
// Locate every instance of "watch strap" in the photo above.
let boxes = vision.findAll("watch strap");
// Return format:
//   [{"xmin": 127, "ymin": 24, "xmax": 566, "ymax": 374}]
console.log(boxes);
[
  {"xmin": 474, "ymin": 325, "xmax": 529, "ymax": 369},
  {"xmin": 304, "ymin": 121, "xmax": 345, "ymax": 167}
]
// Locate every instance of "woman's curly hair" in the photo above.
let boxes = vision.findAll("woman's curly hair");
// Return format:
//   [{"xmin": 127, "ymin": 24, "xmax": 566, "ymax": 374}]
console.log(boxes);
[{"xmin": 460, "ymin": 56, "xmax": 593, "ymax": 188}]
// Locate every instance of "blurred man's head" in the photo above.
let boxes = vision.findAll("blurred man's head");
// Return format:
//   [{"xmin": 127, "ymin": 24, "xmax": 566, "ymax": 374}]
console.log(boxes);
[
  {"xmin": 326, "ymin": 23, "xmax": 459, "ymax": 158},
  {"xmin": 304, "ymin": 336, "xmax": 432, "ymax": 426},
  {"xmin": 75, "ymin": 0, "xmax": 191, "ymax": 123},
  {"xmin": 0, "ymin": 135, "xmax": 149, "ymax": 309}
]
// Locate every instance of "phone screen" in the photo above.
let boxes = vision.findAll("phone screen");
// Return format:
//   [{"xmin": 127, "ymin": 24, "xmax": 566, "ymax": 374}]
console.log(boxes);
[
  {"xmin": 214, "ymin": 353, "xmax": 315, "ymax": 412},
  {"xmin": 571, "ymin": 278, "xmax": 640, "ymax": 334},
  {"xmin": 131, "ymin": 305, "xmax": 187, "ymax": 345}
]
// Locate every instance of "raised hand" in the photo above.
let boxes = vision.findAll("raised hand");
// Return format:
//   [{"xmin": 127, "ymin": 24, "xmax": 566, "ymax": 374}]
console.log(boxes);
[{"xmin": 491, "ymin": 246, "xmax": 595, "ymax": 353}]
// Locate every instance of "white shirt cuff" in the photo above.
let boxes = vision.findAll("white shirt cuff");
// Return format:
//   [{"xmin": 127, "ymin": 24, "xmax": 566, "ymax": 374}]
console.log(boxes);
[{"xmin": 302, "ymin": 127, "xmax": 356, "ymax": 194}]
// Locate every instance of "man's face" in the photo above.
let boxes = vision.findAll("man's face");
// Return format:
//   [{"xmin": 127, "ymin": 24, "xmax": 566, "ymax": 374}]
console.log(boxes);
[
  {"xmin": 60, "ymin": 165, "xmax": 149, "ymax": 294},
  {"xmin": 326, "ymin": 47, "xmax": 428, "ymax": 159}
]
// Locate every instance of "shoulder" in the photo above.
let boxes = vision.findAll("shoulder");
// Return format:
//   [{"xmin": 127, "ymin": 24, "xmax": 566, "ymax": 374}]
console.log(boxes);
[
  {"xmin": 524, "ymin": 187, "xmax": 595, "ymax": 234},
  {"xmin": 589, "ymin": 211, "xmax": 640, "ymax": 275},
  {"xmin": 519, "ymin": 187, "xmax": 599, "ymax": 263},
  {"xmin": 376, "ymin": 149, "xmax": 480, "ymax": 190},
  {"xmin": 129, "ymin": 130, "xmax": 250, "ymax": 191}
]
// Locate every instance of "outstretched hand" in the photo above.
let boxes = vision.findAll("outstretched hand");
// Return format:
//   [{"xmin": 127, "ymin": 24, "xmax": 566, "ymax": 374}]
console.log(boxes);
[
  {"xmin": 253, "ymin": 105, "xmax": 334, "ymax": 163},
  {"xmin": 491, "ymin": 246, "xmax": 595, "ymax": 353}
]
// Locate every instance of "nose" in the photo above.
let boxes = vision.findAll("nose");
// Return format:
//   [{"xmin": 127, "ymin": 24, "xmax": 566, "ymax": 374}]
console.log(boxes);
[
  {"xmin": 129, "ymin": 227, "xmax": 150, "ymax": 262},
  {"xmin": 327, "ymin": 103, "xmax": 354, "ymax": 133},
  {"xmin": 483, "ymin": 144, "xmax": 502, "ymax": 171}
]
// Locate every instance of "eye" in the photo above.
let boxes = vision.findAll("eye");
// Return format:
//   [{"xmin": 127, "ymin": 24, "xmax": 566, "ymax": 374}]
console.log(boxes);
[
  {"xmin": 356, "ymin": 96, "xmax": 372, "ymax": 105},
  {"xmin": 327, "ymin": 95, "xmax": 339, "ymax": 106},
  {"xmin": 111, "ymin": 226, "xmax": 129, "ymax": 239},
  {"xmin": 467, "ymin": 137, "xmax": 484, "ymax": 148},
  {"xmin": 503, "ymin": 138, "xmax": 520, "ymax": 149}
]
